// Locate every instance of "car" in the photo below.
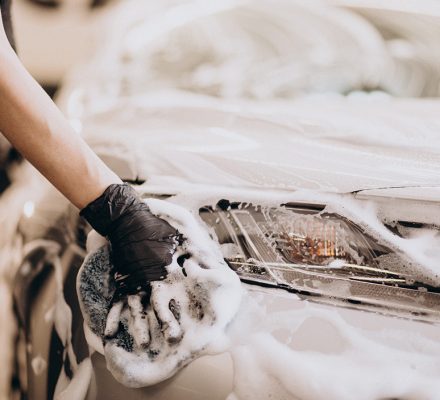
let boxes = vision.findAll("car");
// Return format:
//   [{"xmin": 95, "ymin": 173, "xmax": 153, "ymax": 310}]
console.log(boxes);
[
  {"xmin": 10, "ymin": 93, "xmax": 440, "ymax": 400},
  {"xmin": 7, "ymin": 1, "xmax": 440, "ymax": 399}
]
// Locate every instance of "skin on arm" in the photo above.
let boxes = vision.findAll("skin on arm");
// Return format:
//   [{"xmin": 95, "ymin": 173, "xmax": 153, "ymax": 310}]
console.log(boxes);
[{"xmin": 0, "ymin": 14, "xmax": 121, "ymax": 209}]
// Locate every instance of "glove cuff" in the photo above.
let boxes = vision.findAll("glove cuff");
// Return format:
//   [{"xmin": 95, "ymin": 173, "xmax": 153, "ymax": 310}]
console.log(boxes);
[{"xmin": 79, "ymin": 183, "xmax": 141, "ymax": 236}]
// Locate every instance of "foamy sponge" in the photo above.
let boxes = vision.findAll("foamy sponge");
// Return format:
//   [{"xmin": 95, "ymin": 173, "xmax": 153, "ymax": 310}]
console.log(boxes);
[{"xmin": 77, "ymin": 199, "xmax": 242, "ymax": 388}]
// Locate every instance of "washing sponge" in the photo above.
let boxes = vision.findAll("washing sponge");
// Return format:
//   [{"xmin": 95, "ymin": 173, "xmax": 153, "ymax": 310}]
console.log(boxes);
[{"xmin": 77, "ymin": 198, "xmax": 242, "ymax": 387}]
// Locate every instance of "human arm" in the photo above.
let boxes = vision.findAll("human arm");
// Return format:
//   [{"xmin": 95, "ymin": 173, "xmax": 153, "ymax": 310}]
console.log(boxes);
[{"xmin": 0, "ymin": 15, "xmax": 121, "ymax": 209}]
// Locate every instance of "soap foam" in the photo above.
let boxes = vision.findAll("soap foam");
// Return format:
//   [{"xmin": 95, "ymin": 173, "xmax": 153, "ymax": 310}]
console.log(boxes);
[{"xmin": 226, "ymin": 290, "xmax": 440, "ymax": 400}]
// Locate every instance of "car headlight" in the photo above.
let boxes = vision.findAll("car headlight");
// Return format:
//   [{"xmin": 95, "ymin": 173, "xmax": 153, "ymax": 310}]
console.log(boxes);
[{"xmin": 199, "ymin": 200, "xmax": 440, "ymax": 322}]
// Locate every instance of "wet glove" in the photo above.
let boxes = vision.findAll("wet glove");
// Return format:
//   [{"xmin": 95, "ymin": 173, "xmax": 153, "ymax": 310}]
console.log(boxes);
[{"xmin": 80, "ymin": 183, "xmax": 181, "ymax": 299}]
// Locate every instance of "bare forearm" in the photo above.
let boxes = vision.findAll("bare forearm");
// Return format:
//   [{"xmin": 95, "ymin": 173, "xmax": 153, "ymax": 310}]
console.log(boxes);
[{"xmin": 0, "ymin": 46, "xmax": 121, "ymax": 208}]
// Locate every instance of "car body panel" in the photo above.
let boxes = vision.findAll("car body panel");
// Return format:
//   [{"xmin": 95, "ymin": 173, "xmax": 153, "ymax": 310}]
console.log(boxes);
[
  {"xmin": 87, "ymin": 282, "xmax": 440, "ymax": 400},
  {"xmin": 78, "ymin": 98, "xmax": 440, "ymax": 195},
  {"xmin": 15, "ymin": 216, "xmax": 440, "ymax": 399},
  {"xmin": 12, "ymin": 175, "xmax": 440, "ymax": 399}
]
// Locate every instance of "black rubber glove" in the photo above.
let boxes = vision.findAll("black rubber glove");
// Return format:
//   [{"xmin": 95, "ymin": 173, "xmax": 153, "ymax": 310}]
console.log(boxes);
[{"xmin": 80, "ymin": 184, "xmax": 181, "ymax": 299}]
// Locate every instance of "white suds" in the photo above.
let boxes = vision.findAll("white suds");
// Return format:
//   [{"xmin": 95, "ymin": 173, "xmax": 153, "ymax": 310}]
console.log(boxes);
[{"xmin": 226, "ymin": 289, "xmax": 440, "ymax": 400}]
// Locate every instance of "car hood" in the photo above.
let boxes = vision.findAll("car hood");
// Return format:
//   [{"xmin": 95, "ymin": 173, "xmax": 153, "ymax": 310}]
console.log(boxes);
[{"xmin": 79, "ymin": 94, "xmax": 440, "ymax": 195}]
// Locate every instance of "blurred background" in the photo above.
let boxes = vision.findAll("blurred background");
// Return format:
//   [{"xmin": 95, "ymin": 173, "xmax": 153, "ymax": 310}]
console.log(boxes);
[{"xmin": 1, "ymin": 0, "xmax": 440, "ymax": 398}]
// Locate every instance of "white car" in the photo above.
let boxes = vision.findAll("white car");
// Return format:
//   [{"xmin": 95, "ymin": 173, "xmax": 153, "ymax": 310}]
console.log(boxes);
[
  {"xmin": 9, "ymin": 1, "xmax": 440, "ymax": 399},
  {"xmin": 11, "ymin": 94, "xmax": 440, "ymax": 400}
]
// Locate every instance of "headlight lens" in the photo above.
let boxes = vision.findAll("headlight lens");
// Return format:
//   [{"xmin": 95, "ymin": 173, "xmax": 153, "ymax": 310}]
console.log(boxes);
[{"xmin": 200, "ymin": 200, "xmax": 440, "ymax": 322}]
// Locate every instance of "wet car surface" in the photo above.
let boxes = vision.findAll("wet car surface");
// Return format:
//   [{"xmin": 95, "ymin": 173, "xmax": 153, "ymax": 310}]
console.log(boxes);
[{"xmin": 6, "ymin": 1, "xmax": 440, "ymax": 399}]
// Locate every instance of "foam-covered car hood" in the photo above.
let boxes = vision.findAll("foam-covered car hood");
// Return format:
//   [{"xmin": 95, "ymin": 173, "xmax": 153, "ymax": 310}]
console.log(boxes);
[{"xmin": 80, "ymin": 95, "xmax": 440, "ymax": 196}]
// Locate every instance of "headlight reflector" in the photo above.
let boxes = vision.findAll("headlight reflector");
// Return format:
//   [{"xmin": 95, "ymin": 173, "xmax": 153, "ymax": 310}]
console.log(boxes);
[{"xmin": 200, "ymin": 200, "xmax": 440, "ymax": 322}]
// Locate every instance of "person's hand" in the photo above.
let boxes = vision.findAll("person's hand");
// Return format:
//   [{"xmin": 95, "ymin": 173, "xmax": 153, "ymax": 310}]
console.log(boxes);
[{"xmin": 80, "ymin": 183, "xmax": 181, "ymax": 337}]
